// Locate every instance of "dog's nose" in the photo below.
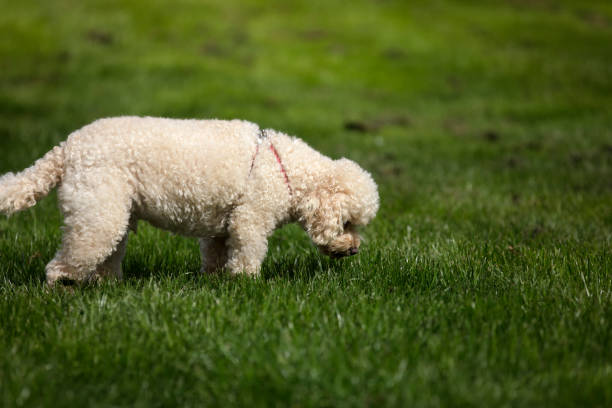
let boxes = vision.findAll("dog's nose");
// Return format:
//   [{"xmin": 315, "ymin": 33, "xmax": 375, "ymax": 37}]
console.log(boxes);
[{"xmin": 349, "ymin": 247, "xmax": 359, "ymax": 255}]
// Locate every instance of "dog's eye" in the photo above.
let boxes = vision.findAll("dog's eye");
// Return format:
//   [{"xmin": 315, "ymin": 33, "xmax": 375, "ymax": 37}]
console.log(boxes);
[{"xmin": 343, "ymin": 221, "xmax": 351, "ymax": 229}]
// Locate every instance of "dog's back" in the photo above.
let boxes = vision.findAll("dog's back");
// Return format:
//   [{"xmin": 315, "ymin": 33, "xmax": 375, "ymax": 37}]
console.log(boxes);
[
  {"xmin": 1, "ymin": 117, "xmax": 261, "ymax": 235},
  {"xmin": 66, "ymin": 117, "xmax": 261, "ymax": 235}
]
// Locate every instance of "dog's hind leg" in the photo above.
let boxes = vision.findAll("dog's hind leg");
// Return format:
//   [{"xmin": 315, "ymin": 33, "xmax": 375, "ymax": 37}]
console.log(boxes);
[
  {"xmin": 46, "ymin": 171, "xmax": 133, "ymax": 286},
  {"xmin": 199, "ymin": 236, "xmax": 229, "ymax": 274}
]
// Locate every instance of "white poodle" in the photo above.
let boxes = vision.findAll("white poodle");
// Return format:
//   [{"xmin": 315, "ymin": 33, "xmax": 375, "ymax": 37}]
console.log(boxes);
[{"xmin": 0, "ymin": 117, "xmax": 379, "ymax": 285}]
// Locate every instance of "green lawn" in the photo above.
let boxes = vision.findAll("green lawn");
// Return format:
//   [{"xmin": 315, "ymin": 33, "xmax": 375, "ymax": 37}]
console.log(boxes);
[{"xmin": 1, "ymin": 0, "xmax": 611, "ymax": 406}]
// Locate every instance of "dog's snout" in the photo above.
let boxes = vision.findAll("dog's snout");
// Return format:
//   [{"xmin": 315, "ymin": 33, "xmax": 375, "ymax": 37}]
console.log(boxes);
[{"xmin": 349, "ymin": 247, "xmax": 359, "ymax": 256}]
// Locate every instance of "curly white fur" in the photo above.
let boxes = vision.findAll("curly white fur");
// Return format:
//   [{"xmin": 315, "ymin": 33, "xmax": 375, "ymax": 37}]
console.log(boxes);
[{"xmin": 0, "ymin": 117, "xmax": 379, "ymax": 285}]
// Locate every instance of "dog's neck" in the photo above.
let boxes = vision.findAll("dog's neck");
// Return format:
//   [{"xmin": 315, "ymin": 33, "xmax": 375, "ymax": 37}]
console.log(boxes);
[
  {"xmin": 255, "ymin": 128, "xmax": 293, "ymax": 196},
  {"xmin": 264, "ymin": 130, "xmax": 336, "ymax": 219}
]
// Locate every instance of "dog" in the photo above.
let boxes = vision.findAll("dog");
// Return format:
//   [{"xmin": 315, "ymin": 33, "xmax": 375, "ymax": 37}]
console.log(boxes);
[{"xmin": 0, "ymin": 117, "xmax": 379, "ymax": 285}]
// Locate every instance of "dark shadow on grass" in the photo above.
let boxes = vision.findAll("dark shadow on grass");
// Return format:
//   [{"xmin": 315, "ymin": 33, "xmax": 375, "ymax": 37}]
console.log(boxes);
[
  {"xmin": 261, "ymin": 253, "xmax": 343, "ymax": 281},
  {"xmin": 0, "ymin": 254, "xmax": 48, "ymax": 287},
  {"xmin": 1, "ymin": 245, "xmax": 370, "ymax": 290},
  {"xmin": 122, "ymin": 254, "xmax": 200, "ymax": 282}
]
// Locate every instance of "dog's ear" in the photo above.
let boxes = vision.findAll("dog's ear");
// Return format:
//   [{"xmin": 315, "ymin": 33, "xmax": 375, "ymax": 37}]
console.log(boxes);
[{"xmin": 297, "ymin": 187, "xmax": 348, "ymax": 246}]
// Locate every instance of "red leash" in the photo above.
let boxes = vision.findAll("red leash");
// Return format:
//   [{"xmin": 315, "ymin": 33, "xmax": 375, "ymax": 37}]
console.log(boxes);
[
  {"xmin": 248, "ymin": 129, "xmax": 292, "ymax": 195},
  {"xmin": 269, "ymin": 143, "xmax": 292, "ymax": 195}
]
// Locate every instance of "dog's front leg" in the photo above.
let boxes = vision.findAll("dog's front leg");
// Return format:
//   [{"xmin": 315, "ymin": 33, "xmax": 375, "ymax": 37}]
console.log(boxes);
[{"xmin": 225, "ymin": 205, "xmax": 272, "ymax": 276}]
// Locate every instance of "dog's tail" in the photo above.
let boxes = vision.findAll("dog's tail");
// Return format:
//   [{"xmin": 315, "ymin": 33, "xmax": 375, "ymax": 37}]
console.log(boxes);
[{"xmin": 0, "ymin": 144, "xmax": 65, "ymax": 215}]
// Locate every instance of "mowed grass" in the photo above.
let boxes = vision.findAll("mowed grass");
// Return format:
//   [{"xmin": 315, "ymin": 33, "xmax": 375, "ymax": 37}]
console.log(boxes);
[{"xmin": 1, "ymin": 0, "xmax": 611, "ymax": 406}]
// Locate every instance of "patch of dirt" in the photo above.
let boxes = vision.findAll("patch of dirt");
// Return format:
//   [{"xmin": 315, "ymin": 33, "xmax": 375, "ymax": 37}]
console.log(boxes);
[
  {"xmin": 518, "ymin": 38, "xmax": 539, "ymax": 49},
  {"xmin": 483, "ymin": 130, "xmax": 500, "ymax": 142},
  {"xmin": 524, "ymin": 141, "xmax": 541, "ymax": 151},
  {"xmin": 383, "ymin": 152, "xmax": 397, "ymax": 161},
  {"xmin": 443, "ymin": 118, "xmax": 469, "ymax": 137},
  {"xmin": 56, "ymin": 51, "xmax": 71, "ymax": 62},
  {"xmin": 380, "ymin": 164, "xmax": 403, "ymax": 177},
  {"xmin": 86, "ymin": 29, "xmax": 114, "ymax": 45},
  {"xmin": 263, "ymin": 97, "xmax": 280, "ymax": 108},
  {"xmin": 380, "ymin": 116, "xmax": 411, "ymax": 128},
  {"xmin": 232, "ymin": 31, "xmax": 249, "ymax": 45},
  {"xmin": 240, "ymin": 55, "xmax": 255, "ymax": 67},
  {"xmin": 529, "ymin": 225, "xmax": 544, "ymax": 238},
  {"xmin": 578, "ymin": 10, "xmax": 609, "ymax": 28},
  {"xmin": 446, "ymin": 75, "xmax": 462, "ymax": 91},
  {"xmin": 568, "ymin": 147, "xmax": 612, "ymax": 168},
  {"xmin": 382, "ymin": 47, "xmax": 406, "ymax": 60},
  {"xmin": 344, "ymin": 115, "xmax": 411, "ymax": 133},
  {"xmin": 328, "ymin": 44, "xmax": 346, "ymax": 56},
  {"xmin": 300, "ymin": 29, "xmax": 327, "ymax": 41},
  {"xmin": 200, "ymin": 42, "xmax": 226, "ymax": 57},
  {"xmin": 506, "ymin": 0, "xmax": 560, "ymax": 12},
  {"xmin": 570, "ymin": 153, "xmax": 584, "ymax": 166},
  {"xmin": 344, "ymin": 121, "xmax": 369, "ymax": 132},
  {"xmin": 506, "ymin": 156, "xmax": 519, "ymax": 168},
  {"xmin": 512, "ymin": 140, "xmax": 542, "ymax": 152}
]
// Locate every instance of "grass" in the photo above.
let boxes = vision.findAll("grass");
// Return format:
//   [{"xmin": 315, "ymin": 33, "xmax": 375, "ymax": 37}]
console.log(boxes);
[{"xmin": 1, "ymin": 0, "xmax": 611, "ymax": 406}]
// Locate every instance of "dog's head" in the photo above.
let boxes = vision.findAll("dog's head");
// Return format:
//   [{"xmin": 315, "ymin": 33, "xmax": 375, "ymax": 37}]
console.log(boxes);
[{"xmin": 297, "ymin": 158, "xmax": 379, "ymax": 258}]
